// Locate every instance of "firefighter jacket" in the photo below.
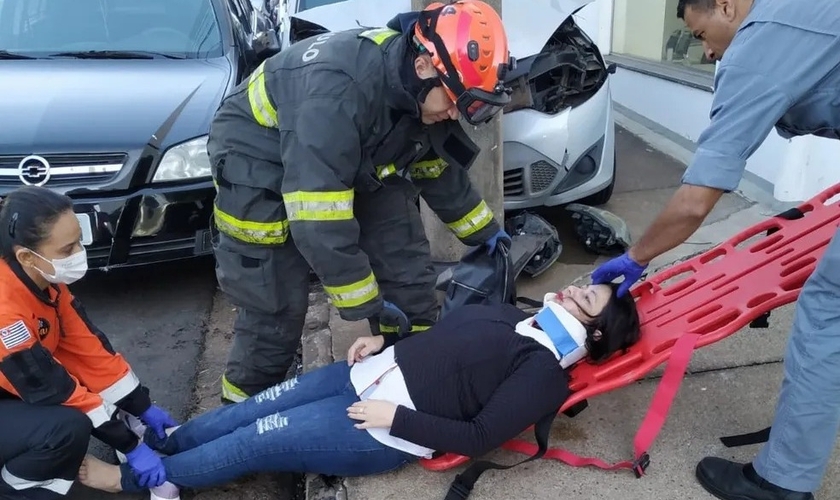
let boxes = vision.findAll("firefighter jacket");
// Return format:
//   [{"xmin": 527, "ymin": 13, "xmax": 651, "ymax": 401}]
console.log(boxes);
[
  {"xmin": 209, "ymin": 23, "xmax": 501, "ymax": 322},
  {"xmin": 0, "ymin": 259, "xmax": 152, "ymax": 454}
]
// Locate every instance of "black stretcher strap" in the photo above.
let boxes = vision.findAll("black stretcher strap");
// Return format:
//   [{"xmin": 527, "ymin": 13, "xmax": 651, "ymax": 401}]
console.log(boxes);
[
  {"xmin": 515, "ymin": 296, "xmax": 543, "ymax": 309},
  {"xmin": 720, "ymin": 426, "xmax": 771, "ymax": 448},
  {"xmin": 444, "ymin": 410, "xmax": 557, "ymax": 500}
]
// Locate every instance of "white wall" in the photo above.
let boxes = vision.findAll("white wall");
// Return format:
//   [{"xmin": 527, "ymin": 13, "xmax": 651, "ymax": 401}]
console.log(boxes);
[
  {"xmin": 609, "ymin": 68, "xmax": 787, "ymax": 183},
  {"xmin": 578, "ymin": 0, "xmax": 840, "ymax": 203}
]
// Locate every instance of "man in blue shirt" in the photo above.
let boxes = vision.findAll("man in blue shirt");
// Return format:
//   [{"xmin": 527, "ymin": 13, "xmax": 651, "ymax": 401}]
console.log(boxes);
[{"xmin": 592, "ymin": 0, "xmax": 840, "ymax": 499}]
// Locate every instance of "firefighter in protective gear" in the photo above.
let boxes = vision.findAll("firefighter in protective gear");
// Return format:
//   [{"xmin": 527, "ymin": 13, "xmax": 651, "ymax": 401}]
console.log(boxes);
[
  {"xmin": 208, "ymin": 0, "xmax": 515, "ymax": 403},
  {"xmin": 0, "ymin": 186, "xmax": 178, "ymax": 499}
]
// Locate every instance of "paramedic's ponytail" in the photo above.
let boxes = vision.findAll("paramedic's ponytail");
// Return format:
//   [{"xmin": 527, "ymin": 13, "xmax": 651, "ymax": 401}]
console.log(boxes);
[{"xmin": 0, "ymin": 186, "xmax": 74, "ymax": 261}]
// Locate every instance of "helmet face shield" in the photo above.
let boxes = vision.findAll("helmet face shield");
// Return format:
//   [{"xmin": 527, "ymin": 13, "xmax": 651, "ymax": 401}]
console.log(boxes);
[{"xmin": 456, "ymin": 86, "xmax": 510, "ymax": 125}]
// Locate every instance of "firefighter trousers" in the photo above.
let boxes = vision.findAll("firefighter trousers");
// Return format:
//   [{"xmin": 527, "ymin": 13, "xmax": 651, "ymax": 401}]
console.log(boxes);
[
  {"xmin": 0, "ymin": 399, "xmax": 92, "ymax": 499},
  {"xmin": 214, "ymin": 176, "xmax": 439, "ymax": 402}
]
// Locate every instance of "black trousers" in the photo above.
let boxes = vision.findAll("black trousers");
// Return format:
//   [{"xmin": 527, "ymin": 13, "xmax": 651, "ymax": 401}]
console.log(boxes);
[
  {"xmin": 214, "ymin": 177, "xmax": 440, "ymax": 399},
  {"xmin": 0, "ymin": 399, "xmax": 92, "ymax": 499}
]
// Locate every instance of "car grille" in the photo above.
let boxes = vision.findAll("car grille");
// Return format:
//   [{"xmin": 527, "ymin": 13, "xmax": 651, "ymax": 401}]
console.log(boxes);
[
  {"xmin": 0, "ymin": 153, "xmax": 126, "ymax": 187},
  {"xmin": 530, "ymin": 161, "xmax": 558, "ymax": 192},
  {"xmin": 504, "ymin": 161, "xmax": 560, "ymax": 197},
  {"xmin": 504, "ymin": 168, "xmax": 525, "ymax": 196}
]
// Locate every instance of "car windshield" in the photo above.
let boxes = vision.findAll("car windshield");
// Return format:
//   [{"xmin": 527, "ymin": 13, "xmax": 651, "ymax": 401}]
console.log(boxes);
[{"xmin": 0, "ymin": 0, "xmax": 223, "ymax": 59}]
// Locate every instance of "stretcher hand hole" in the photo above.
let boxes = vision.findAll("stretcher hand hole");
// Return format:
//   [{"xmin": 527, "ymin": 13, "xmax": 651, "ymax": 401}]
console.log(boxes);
[
  {"xmin": 659, "ymin": 275, "xmax": 696, "ymax": 296},
  {"xmin": 589, "ymin": 354, "xmax": 644, "ymax": 382},
  {"xmin": 686, "ymin": 303, "xmax": 722, "ymax": 323},
  {"xmin": 747, "ymin": 292, "xmax": 777, "ymax": 309},
  {"xmin": 781, "ymin": 273, "xmax": 810, "ymax": 292},
  {"xmin": 824, "ymin": 193, "xmax": 840, "ymax": 206},
  {"xmin": 695, "ymin": 309, "xmax": 739, "ymax": 333},
  {"xmin": 698, "ymin": 247, "xmax": 727, "ymax": 265},
  {"xmin": 748, "ymin": 233, "xmax": 784, "ymax": 253},
  {"xmin": 731, "ymin": 222, "xmax": 782, "ymax": 252},
  {"xmin": 419, "ymin": 181, "xmax": 840, "ymax": 478},
  {"xmin": 780, "ymin": 256, "xmax": 817, "ymax": 277}
]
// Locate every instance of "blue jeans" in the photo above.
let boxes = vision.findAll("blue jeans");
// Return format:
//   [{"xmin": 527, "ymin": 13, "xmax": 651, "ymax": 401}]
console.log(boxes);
[{"xmin": 119, "ymin": 361, "xmax": 418, "ymax": 492}]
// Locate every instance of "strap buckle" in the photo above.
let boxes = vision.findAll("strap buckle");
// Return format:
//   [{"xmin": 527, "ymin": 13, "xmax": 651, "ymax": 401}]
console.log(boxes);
[{"xmin": 632, "ymin": 452, "xmax": 651, "ymax": 478}]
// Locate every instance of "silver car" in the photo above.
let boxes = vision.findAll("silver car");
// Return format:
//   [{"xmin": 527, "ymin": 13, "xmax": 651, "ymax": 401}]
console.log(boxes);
[{"xmin": 277, "ymin": 0, "xmax": 616, "ymax": 210}]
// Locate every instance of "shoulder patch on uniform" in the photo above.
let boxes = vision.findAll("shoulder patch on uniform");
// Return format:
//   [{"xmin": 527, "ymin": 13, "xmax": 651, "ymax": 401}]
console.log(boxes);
[{"xmin": 0, "ymin": 320, "xmax": 32, "ymax": 350}]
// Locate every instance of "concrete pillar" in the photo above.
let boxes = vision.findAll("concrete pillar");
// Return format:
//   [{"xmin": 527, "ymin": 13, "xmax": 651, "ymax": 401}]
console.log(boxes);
[{"xmin": 411, "ymin": 0, "xmax": 505, "ymax": 263}]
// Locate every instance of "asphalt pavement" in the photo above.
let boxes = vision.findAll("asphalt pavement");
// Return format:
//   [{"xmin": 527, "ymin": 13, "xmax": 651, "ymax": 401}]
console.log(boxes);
[{"xmin": 66, "ymin": 256, "xmax": 218, "ymax": 500}]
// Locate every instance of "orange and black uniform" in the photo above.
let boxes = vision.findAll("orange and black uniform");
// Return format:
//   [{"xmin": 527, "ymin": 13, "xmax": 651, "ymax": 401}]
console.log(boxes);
[{"xmin": 0, "ymin": 259, "xmax": 152, "ymax": 499}]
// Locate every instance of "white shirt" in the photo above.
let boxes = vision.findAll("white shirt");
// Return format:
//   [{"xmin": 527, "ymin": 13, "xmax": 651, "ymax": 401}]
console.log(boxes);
[{"xmin": 349, "ymin": 345, "xmax": 435, "ymax": 458}]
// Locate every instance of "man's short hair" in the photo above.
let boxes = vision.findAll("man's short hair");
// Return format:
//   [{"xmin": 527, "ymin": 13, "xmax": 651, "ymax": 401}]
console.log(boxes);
[{"xmin": 677, "ymin": 0, "xmax": 716, "ymax": 19}]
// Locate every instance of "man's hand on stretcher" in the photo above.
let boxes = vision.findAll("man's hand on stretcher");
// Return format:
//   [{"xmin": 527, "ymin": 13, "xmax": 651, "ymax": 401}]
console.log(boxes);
[{"xmin": 347, "ymin": 335, "xmax": 386, "ymax": 366}]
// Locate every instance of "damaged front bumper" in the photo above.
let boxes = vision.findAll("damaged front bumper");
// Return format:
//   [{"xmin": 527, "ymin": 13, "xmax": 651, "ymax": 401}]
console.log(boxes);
[{"xmin": 501, "ymin": 16, "xmax": 617, "ymax": 211}]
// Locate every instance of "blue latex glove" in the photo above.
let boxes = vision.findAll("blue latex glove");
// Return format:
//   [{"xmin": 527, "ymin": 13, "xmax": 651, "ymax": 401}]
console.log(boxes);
[
  {"xmin": 590, "ymin": 251, "xmax": 648, "ymax": 297},
  {"xmin": 140, "ymin": 405, "xmax": 178, "ymax": 440},
  {"xmin": 125, "ymin": 442, "xmax": 167, "ymax": 488},
  {"xmin": 380, "ymin": 301, "xmax": 410, "ymax": 336},
  {"xmin": 485, "ymin": 229, "xmax": 511, "ymax": 255}
]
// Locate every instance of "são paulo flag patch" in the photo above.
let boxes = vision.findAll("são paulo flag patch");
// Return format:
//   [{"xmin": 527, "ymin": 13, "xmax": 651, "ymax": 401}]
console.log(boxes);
[{"xmin": 0, "ymin": 320, "xmax": 32, "ymax": 350}]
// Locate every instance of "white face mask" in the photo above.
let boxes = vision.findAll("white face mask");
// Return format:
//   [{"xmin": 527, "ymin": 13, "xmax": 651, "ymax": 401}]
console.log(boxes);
[{"xmin": 31, "ymin": 248, "xmax": 89, "ymax": 285}]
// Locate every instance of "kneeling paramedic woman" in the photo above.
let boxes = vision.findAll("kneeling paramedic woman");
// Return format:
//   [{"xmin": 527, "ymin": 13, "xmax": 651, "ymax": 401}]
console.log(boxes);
[
  {"xmin": 0, "ymin": 186, "xmax": 178, "ymax": 499},
  {"xmin": 208, "ymin": 0, "xmax": 516, "ymax": 403}
]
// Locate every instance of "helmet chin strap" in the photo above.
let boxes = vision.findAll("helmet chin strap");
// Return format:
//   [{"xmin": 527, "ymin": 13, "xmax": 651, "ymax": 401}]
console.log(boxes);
[
  {"xmin": 400, "ymin": 32, "xmax": 444, "ymax": 105},
  {"xmin": 416, "ymin": 76, "xmax": 443, "ymax": 103}
]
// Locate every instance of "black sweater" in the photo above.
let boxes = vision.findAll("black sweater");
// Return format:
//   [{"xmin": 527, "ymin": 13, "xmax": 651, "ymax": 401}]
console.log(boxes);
[{"xmin": 389, "ymin": 303, "xmax": 570, "ymax": 458}]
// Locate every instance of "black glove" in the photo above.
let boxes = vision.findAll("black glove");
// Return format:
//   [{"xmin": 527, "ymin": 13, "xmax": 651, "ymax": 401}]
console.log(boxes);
[{"xmin": 378, "ymin": 301, "xmax": 410, "ymax": 336}]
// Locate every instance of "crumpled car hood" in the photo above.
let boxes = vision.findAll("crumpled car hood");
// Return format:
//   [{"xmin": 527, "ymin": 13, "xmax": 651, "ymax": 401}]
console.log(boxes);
[{"xmin": 292, "ymin": 0, "xmax": 594, "ymax": 58}]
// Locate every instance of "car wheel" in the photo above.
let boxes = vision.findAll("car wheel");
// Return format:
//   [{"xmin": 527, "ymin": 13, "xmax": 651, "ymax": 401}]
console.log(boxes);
[{"xmin": 579, "ymin": 150, "xmax": 616, "ymax": 206}]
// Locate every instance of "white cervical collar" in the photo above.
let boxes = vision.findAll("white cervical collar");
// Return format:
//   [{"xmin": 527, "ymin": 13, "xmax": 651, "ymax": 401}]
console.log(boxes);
[{"xmin": 515, "ymin": 292, "xmax": 589, "ymax": 369}]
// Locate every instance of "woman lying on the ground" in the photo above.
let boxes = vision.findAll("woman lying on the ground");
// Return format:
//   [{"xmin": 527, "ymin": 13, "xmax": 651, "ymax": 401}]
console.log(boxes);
[{"xmin": 78, "ymin": 282, "xmax": 642, "ymax": 495}]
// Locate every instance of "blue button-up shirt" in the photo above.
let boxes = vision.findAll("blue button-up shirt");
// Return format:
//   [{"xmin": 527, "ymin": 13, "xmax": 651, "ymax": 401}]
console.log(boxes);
[{"xmin": 683, "ymin": 0, "xmax": 840, "ymax": 192}]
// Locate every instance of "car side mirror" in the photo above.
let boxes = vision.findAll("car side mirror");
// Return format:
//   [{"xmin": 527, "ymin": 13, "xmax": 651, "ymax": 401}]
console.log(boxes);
[{"xmin": 253, "ymin": 28, "xmax": 282, "ymax": 59}]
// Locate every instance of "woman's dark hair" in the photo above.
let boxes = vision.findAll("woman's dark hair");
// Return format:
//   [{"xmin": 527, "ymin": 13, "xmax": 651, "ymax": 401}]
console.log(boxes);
[
  {"xmin": 584, "ymin": 282, "xmax": 642, "ymax": 363},
  {"xmin": 0, "ymin": 186, "xmax": 74, "ymax": 261}
]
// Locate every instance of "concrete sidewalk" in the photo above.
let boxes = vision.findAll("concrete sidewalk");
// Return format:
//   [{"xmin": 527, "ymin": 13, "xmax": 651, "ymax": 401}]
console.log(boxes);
[{"xmin": 299, "ymin": 123, "xmax": 840, "ymax": 500}]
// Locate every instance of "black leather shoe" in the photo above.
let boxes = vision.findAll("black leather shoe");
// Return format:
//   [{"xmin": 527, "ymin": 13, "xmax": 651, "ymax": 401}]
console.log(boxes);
[{"xmin": 695, "ymin": 457, "xmax": 815, "ymax": 500}]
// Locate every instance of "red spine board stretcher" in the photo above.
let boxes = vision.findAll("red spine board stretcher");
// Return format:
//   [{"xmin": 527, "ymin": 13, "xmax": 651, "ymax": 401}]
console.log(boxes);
[{"xmin": 421, "ymin": 181, "xmax": 840, "ymax": 478}]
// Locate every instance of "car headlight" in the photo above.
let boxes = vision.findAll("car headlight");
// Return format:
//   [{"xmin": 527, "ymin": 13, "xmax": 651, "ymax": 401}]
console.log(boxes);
[{"xmin": 152, "ymin": 136, "xmax": 211, "ymax": 182}]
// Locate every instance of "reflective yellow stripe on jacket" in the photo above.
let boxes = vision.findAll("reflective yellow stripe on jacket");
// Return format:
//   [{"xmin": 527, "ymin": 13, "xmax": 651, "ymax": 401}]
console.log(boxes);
[
  {"xmin": 247, "ymin": 61, "xmax": 278, "ymax": 128},
  {"xmin": 211, "ymin": 178, "xmax": 289, "ymax": 244},
  {"xmin": 324, "ymin": 271, "xmax": 380, "ymax": 310},
  {"xmin": 359, "ymin": 27, "xmax": 400, "ymax": 45},
  {"xmin": 379, "ymin": 323, "xmax": 431, "ymax": 335},
  {"xmin": 410, "ymin": 158, "xmax": 448, "ymax": 179},
  {"xmin": 376, "ymin": 163, "xmax": 397, "ymax": 179},
  {"xmin": 213, "ymin": 205, "xmax": 290, "ymax": 244},
  {"xmin": 283, "ymin": 190, "xmax": 354, "ymax": 221},
  {"xmin": 447, "ymin": 200, "xmax": 495, "ymax": 239}
]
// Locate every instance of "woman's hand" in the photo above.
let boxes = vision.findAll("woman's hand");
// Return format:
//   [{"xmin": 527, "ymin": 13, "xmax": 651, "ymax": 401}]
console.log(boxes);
[
  {"xmin": 347, "ymin": 400, "xmax": 398, "ymax": 429},
  {"xmin": 346, "ymin": 335, "xmax": 385, "ymax": 366}
]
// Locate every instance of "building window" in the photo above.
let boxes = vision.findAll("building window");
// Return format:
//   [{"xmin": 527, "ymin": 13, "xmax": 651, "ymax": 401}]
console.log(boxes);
[{"xmin": 610, "ymin": 0, "xmax": 716, "ymax": 74}]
